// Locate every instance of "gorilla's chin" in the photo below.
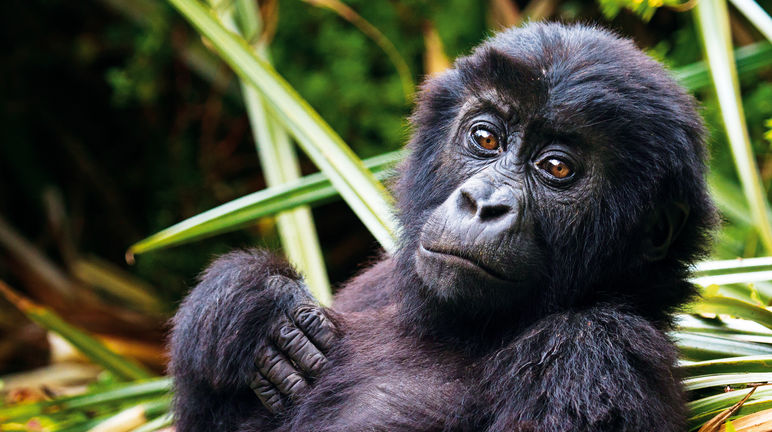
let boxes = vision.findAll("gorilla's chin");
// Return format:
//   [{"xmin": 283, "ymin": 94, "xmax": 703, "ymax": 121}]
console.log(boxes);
[{"xmin": 415, "ymin": 244, "xmax": 511, "ymax": 300}]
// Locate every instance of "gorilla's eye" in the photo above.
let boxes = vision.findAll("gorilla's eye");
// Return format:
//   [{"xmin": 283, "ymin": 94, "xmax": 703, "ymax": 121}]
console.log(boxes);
[
  {"xmin": 471, "ymin": 128, "xmax": 501, "ymax": 152},
  {"xmin": 537, "ymin": 158, "xmax": 573, "ymax": 179}
]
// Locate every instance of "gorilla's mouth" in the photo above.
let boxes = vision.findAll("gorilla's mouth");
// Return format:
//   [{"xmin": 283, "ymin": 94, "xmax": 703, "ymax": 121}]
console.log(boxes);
[{"xmin": 418, "ymin": 244, "xmax": 507, "ymax": 282}]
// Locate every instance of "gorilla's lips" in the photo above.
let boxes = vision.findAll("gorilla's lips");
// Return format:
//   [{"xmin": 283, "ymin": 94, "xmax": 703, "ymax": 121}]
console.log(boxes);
[{"xmin": 418, "ymin": 244, "xmax": 507, "ymax": 282}]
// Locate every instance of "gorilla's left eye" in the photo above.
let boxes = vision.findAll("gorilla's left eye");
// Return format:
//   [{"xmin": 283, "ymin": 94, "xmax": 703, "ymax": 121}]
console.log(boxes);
[
  {"xmin": 537, "ymin": 158, "xmax": 574, "ymax": 180},
  {"xmin": 470, "ymin": 126, "xmax": 501, "ymax": 152}
]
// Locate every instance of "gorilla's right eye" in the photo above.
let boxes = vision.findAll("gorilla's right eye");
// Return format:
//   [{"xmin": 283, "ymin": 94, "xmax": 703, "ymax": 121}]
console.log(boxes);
[{"xmin": 470, "ymin": 126, "xmax": 502, "ymax": 152}]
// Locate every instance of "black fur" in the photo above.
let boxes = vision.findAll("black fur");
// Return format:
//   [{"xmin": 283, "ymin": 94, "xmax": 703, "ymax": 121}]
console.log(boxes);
[{"xmin": 170, "ymin": 23, "xmax": 717, "ymax": 432}]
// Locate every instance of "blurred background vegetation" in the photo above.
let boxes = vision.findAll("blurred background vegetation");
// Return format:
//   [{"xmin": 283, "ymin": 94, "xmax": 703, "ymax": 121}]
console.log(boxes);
[{"xmin": 1, "ymin": 0, "xmax": 772, "ymax": 430}]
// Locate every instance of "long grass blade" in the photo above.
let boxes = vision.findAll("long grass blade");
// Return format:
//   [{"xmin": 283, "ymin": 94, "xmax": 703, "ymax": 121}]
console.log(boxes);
[
  {"xmin": 727, "ymin": 0, "xmax": 772, "ymax": 42},
  {"xmin": 127, "ymin": 151, "xmax": 402, "ymax": 256},
  {"xmin": 673, "ymin": 332, "xmax": 772, "ymax": 360},
  {"xmin": 696, "ymin": 386, "xmax": 757, "ymax": 432},
  {"xmin": 0, "ymin": 378, "xmax": 170, "ymax": 421},
  {"xmin": 212, "ymin": 0, "xmax": 331, "ymax": 304},
  {"xmin": 0, "ymin": 281, "xmax": 153, "ymax": 382},
  {"xmin": 87, "ymin": 399, "xmax": 169, "ymax": 432},
  {"xmin": 689, "ymin": 388, "xmax": 772, "ymax": 430},
  {"xmin": 130, "ymin": 413, "xmax": 173, "ymax": 432},
  {"xmin": 681, "ymin": 355, "xmax": 772, "ymax": 377},
  {"xmin": 164, "ymin": 0, "xmax": 398, "ymax": 251},
  {"xmin": 301, "ymin": 0, "xmax": 414, "ymax": 100},
  {"xmin": 674, "ymin": 42, "xmax": 772, "ymax": 91},
  {"xmin": 695, "ymin": 0, "xmax": 772, "ymax": 252},
  {"xmin": 694, "ymin": 257, "xmax": 772, "ymax": 276},
  {"xmin": 684, "ymin": 372, "xmax": 772, "ymax": 391},
  {"xmin": 690, "ymin": 296, "xmax": 772, "ymax": 330}
]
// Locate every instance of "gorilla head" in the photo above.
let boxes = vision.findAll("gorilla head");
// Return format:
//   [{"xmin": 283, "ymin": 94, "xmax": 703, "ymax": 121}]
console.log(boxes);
[{"xmin": 397, "ymin": 23, "xmax": 717, "ymax": 324}]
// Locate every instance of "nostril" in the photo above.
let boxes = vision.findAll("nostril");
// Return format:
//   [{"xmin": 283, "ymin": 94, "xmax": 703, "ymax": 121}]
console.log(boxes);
[
  {"xmin": 478, "ymin": 203, "xmax": 512, "ymax": 220},
  {"xmin": 458, "ymin": 189, "xmax": 478, "ymax": 214}
]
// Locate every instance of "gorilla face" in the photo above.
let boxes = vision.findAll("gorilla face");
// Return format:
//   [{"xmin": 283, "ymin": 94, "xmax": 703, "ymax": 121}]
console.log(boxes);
[
  {"xmin": 405, "ymin": 24, "xmax": 712, "ymax": 311},
  {"xmin": 414, "ymin": 87, "xmax": 596, "ymax": 301}
]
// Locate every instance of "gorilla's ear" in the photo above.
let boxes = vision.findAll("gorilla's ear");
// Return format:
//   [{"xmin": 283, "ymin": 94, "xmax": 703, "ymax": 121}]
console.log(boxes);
[{"xmin": 643, "ymin": 202, "xmax": 690, "ymax": 261}]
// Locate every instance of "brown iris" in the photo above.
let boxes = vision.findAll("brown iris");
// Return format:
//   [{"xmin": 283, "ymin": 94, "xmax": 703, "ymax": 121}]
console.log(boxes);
[
  {"xmin": 539, "ymin": 158, "xmax": 573, "ymax": 179},
  {"xmin": 472, "ymin": 129, "xmax": 500, "ymax": 151}
]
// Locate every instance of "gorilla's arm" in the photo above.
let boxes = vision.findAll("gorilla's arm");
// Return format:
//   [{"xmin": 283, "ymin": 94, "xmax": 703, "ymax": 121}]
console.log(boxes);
[
  {"xmin": 169, "ymin": 249, "xmax": 337, "ymax": 432},
  {"xmin": 483, "ymin": 307, "xmax": 685, "ymax": 432}
]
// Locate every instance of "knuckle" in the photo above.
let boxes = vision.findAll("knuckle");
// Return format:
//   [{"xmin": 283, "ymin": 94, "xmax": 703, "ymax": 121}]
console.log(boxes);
[
  {"xmin": 294, "ymin": 305, "xmax": 323, "ymax": 326},
  {"xmin": 307, "ymin": 352, "xmax": 328, "ymax": 372},
  {"xmin": 283, "ymin": 374, "xmax": 308, "ymax": 395},
  {"xmin": 277, "ymin": 323, "xmax": 299, "ymax": 340}
]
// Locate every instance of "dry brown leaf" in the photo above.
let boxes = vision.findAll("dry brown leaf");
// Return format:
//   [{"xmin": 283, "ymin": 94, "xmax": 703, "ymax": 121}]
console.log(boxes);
[
  {"xmin": 699, "ymin": 386, "xmax": 758, "ymax": 432},
  {"xmin": 423, "ymin": 22, "xmax": 450, "ymax": 76},
  {"xmin": 718, "ymin": 408, "xmax": 772, "ymax": 432},
  {"xmin": 488, "ymin": 0, "xmax": 520, "ymax": 29}
]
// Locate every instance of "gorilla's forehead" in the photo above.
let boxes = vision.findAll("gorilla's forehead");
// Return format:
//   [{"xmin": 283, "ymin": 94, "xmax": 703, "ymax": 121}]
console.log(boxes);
[{"xmin": 454, "ymin": 23, "xmax": 665, "ymax": 133}]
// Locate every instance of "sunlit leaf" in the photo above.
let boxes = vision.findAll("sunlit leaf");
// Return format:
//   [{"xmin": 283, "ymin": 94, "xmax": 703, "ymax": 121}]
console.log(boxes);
[
  {"xmin": 0, "ymin": 281, "xmax": 153, "ymax": 382},
  {"xmin": 684, "ymin": 372, "xmax": 772, "ymax": 391},
  {"xmin": 697, "ymin": 386, "xmax": 757, "ymax": 432},
  {"xmin": 0, "ymin": 378, "xmax": 170, "ymax": 421},
  {"xmin": 695, "ymin": 0, "xmax": 772, "ymax": 252},
  {"xmin": 127, "ymin": 151, "xmax": 402, "ymax": 256},
  {"xmin": 727, "ymin": 0, "xmax": 772, "ymax": 42},
  {"xmin": 673, "ymin": 332, "xmax": 772, "ymax": 361},
  {"xmin": 690, "ymin": 296, "xmax": 772, "ymax": 330},
  {"xmin": 681, "ymin": 355, "xmax": 772, "ymax": 377},
  {"xmin": 165, "ymin": 0, "xmax": 398, "ymax": 251},
  {"xmin": 212, "ymin": 0, "xmax": 332, "ymax": 304}
]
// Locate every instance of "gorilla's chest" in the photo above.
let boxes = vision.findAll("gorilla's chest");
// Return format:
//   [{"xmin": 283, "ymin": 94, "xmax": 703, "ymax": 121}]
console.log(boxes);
[
  {"xmin": 298, "ymin": 364, "xmax": 468, "ymax": 431},
  {"xmin": 283, "ymin": 326, "xmax": 473, "ymax": 431}
]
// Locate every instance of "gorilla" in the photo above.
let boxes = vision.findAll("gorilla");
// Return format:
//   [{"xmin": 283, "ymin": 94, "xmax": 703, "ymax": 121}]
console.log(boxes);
[{"xmin": 170, "ymin": 22, "xmax": 716, "ymax": 432}]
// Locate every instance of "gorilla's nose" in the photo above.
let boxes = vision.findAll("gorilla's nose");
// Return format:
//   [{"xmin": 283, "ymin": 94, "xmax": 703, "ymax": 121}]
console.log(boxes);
[{"xmin": 456, "ymin": 181, "xmax": 514, "ymax": 222}]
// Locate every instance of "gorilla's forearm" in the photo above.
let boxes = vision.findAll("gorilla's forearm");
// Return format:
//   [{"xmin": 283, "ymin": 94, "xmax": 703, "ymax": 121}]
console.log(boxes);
[
  {"xmin": 482, "ymin": 307, "xmax": 685, "ymax": 432},
  {"xmin": 169, "ymin": 249, "xmax": 337, "ymax": 431}
]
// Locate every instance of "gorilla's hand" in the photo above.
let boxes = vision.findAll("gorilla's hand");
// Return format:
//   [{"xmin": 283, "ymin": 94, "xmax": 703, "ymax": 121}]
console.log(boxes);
[
  {"xmin": 170, "ymin": 249, "xmax": 339, "ymax": 424},
  {"xmin": 251, "ymin": 279, "xmax": 337, "ymax": 413}
]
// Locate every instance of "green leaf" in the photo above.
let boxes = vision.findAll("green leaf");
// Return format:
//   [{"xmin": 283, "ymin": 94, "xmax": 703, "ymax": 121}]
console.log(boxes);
[
  {"xmin": 727, "ymin": 0, "xmax": 772, "ymax": 42},
  {"xmin": 673, "ymin": 42, "xmax": 772, "ymax": 92},
  {"xmin": 86, "ymin": 398, "xmax": 169, "ymax": 432},
  {"xmin": 688, "ymin": 388, "xmax": 772, "ymax": 429},
  {"xmin": 0, "ymin": 282, "xmax": 154, "ymax": 382},
  {"xmin": 690, "ymin": 296, "xmax": 772, "ymax": 330},
  {"xmin": 680, "ymin": 355, "xmax": 772, "ymax": 376},
  {"xmin": 0, "ymin": 378, "xmax": 170, "ymax": 421},
  {"xmin": 131, "ymin": 413, "xmax": 173, "ymax": 432},
  {"xmin": 694, "ymin": 256, "xmax": 772, "ymax": 277},
  {"xmin": 683, "ymin": 372, "xmax": 772, "ymax": 390},
  {"xmin": 213, "ymin": 0, "xmax": 332, "ymax": 304},
  {"xmin": 695, "ymin": 0, "xmax": 772, "ymax": 252},
  {"xmin": 300, "ymin": 0, "xmax": 414, "ymax": 101},
  {"xmin": 127, "ymin": 151, "xmax": 402, "ymax": 256},
  {"xmin": 673, "ymin": 331, "xmax": 772, "ymax": 361},
  {"xmin": 164, "ymin": 0, "xmax": 398, "ymax": 251}
]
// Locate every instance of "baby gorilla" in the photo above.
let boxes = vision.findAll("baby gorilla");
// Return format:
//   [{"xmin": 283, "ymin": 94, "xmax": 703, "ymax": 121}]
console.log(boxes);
[{"xmin": 170, "ymin": 22, "xmax": 716, "ymax": 431}]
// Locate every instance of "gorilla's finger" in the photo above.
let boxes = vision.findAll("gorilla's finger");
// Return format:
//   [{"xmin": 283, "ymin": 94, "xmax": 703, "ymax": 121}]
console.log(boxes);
[
  {"xmin": 273, "ymin": 319, "xmax": 328, "ymax": 377},
  {"xmin": 292, "ymin": 305, "xmax": 337, "ymax": 354},
  {"xmin": 249, "ymin": 370, "xmax": 285, "ymax": 414},
  {"xmin": 256, "ymin": 343, "xmax": 309, "ymax": 398}
]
